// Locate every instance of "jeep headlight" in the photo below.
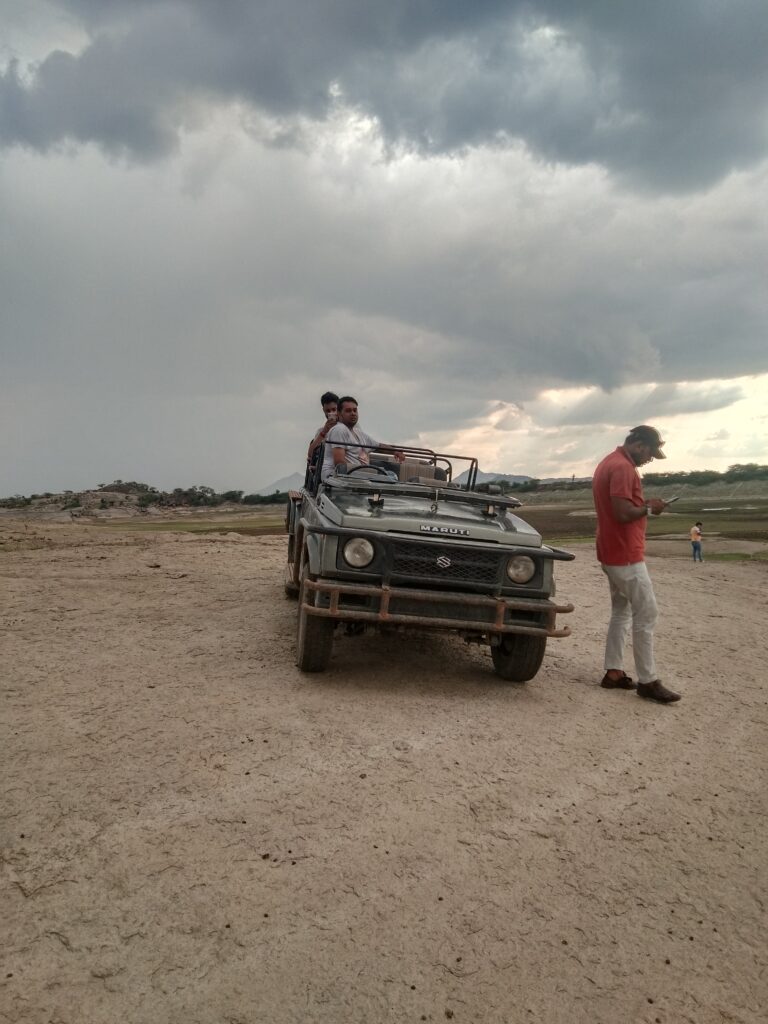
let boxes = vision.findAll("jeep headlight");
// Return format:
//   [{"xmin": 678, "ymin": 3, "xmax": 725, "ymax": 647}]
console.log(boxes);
[
  {"xmin": 506, "ymin": 554, "xmax": 536, "ymax": 584},
  {"xmin": 342, "ymin": 537, "xmax": 375, "ymax": 568}
]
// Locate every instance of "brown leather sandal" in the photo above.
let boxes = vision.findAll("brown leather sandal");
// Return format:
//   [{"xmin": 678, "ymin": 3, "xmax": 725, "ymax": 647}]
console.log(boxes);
[
  {"xmin": 637, "ymin": 680, "xmax": 681, "ymax": 703},
  {"xmin": 600, "ymin": 672, "xmax": 636, "ymax": 690}
]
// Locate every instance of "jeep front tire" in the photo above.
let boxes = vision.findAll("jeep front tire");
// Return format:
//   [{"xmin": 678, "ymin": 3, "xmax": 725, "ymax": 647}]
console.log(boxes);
[
  {"xmin": 296, "ymin": 563, "xmax": 334, "ymax": 672},
  {"xmin": 491, "ymin": 634, "xmax": 546, "ymax": 683}
]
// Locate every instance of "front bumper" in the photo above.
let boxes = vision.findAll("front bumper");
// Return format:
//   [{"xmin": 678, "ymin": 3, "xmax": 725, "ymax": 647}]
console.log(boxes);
[{"xmin": 302, "ymin": 578, "xmax": 573, "ymax": 637}]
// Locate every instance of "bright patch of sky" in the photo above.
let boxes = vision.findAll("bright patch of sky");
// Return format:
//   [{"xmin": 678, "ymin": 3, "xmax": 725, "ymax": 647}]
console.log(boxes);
[
  {"xmin": 424, "ymin": 375, "xmax": 768, "ymax": 479},
  {"xmin": 1, "ymin": 0, "xmax": 87, "ymax": 66}
]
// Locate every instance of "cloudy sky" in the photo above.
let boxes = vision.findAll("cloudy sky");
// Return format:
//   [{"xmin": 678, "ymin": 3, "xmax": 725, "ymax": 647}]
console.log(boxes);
[{"xmin": 2, "ymin": 0, "xmax": 767, "ymax": 494}]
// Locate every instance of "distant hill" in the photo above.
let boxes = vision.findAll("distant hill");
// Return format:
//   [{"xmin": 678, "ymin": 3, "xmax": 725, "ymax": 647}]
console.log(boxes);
[
  {"xmin": 455, "ymin": 470, "xmax": 532, "ymax": 486},
  {"xmin": 256, "ymin": 472, "xmax": 304, "ymax": 496},
  {"xmin": 455, "ymin": 469, "xmax": 593, "ymax": 486}
]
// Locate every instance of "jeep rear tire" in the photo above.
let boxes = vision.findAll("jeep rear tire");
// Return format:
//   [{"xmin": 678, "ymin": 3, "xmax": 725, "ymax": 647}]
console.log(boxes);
[
  {"xmin": 296, "ymin": 563, "xmax": 334, "ymax": 672},
  {"xmin": 284, "ymin": 520, "xmax": 302, "ymax": 598},
  {"xmin": 491, "ymin": 633, "xmax": 546, "ymax": 682}
]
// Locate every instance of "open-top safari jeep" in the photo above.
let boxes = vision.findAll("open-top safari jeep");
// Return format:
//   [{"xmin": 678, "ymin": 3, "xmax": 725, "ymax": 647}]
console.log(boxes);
[{"xmin": 285, "ymin": 443, "xmax": 574, "ymax": 681}]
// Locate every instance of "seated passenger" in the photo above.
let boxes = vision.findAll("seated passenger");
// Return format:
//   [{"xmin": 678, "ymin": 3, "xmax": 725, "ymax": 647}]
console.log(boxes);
[
  {"xmin": 321, "ymin": 396, "xmax": 404, "ymax": 480},
  {"xmin": 307, "ymin": 391, "xmax": 339, "ymax": 467}
]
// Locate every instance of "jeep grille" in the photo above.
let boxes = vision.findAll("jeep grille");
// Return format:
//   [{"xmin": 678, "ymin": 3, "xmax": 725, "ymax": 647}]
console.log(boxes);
[{"xmin": 391, "ymin": 542, "xmax": 501, "ymax": 585}]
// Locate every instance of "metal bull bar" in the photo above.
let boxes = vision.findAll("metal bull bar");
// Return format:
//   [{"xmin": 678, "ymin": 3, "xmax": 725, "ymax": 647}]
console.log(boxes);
[{"xmin": 302, "ymin": 579, "xmax": 574, "ymax": 637}]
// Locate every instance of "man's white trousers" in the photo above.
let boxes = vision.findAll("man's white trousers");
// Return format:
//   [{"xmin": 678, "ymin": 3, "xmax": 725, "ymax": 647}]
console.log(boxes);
[{"xmin": 601, "ymin": 561, "xmax": 658, "ymax": 684}]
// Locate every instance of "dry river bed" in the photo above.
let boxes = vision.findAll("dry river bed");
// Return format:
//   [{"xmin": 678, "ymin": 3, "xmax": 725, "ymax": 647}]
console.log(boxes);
[{"xmin": 1, "ymin": 522, "xmax": 766, "ymax": 1024}]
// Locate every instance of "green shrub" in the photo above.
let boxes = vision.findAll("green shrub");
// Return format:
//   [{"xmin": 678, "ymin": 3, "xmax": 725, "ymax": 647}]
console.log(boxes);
[{"xmin": 243, "ymin": 492, "xmax": 289, "ymax": 505}]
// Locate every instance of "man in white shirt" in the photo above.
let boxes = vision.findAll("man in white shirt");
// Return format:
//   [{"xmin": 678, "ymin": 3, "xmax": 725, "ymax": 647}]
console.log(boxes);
[{"xmin": 321, "ymin": 396, "xmax": 403, "ymax": 480}]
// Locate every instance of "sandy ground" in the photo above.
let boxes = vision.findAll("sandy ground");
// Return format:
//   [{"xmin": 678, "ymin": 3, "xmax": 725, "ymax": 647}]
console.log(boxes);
[{"xmin": 1, "ymin": 521, "xmax": 766, "ymax": 1024}]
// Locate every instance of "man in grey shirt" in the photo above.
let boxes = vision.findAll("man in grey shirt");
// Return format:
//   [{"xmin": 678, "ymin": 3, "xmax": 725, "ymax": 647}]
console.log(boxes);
[{"xmin": 321, "ymin": 396, "xmax": 401, "ymax": 480}]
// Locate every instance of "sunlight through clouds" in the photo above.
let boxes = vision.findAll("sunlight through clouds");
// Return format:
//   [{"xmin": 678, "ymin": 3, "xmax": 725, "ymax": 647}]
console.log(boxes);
[{"xmin": 420, "ymin": 375, "xmax": 768, "ymax": 478}]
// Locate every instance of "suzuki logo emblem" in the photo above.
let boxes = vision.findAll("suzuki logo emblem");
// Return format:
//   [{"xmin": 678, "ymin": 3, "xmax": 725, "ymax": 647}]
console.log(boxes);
[{"xmin": 436, "ymin": 555, "xmax": 451, "ymax": 568}]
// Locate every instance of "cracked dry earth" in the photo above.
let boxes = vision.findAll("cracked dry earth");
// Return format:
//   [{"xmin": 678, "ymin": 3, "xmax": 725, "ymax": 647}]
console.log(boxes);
[{"xmin": 1, "ymin": 522, "xmax": 766, "ymax": 1024}]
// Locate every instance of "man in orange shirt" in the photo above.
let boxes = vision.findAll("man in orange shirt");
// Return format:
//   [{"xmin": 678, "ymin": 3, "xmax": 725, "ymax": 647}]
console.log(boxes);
[{"xmin": 592, "ymin": 425, "xmax": 681, "ymax": 703}]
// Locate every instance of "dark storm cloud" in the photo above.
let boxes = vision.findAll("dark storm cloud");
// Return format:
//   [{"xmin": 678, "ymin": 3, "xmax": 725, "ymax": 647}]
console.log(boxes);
[{"xmin": 2, "ymin": 1, "xmax": 767, "ymax": 188}]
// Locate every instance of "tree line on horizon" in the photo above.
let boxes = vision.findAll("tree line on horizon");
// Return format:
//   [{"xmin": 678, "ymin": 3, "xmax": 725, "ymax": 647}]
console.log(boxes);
[
  {"xmin": 0, "ymin": 480, "xmax": 289, "ymax": 510},
  {"xmin": 2, "ymin": 464, "xmax": 767, "ymax": 509},
  {"xmin": 485, "ymin": 462, "xmax": 768, "ymax": 495}
]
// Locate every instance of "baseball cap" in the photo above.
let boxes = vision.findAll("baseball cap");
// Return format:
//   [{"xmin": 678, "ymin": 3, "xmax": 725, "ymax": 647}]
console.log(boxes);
[{"xmin": 627, "ymin": 425, "xmax": 666, "ymax": 459}]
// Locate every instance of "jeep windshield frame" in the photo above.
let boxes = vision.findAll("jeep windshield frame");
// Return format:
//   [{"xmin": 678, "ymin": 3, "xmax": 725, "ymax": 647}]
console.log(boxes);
[{"xmin": 306, "ymin": 442, "xmax": 478, "ymax": 496}]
